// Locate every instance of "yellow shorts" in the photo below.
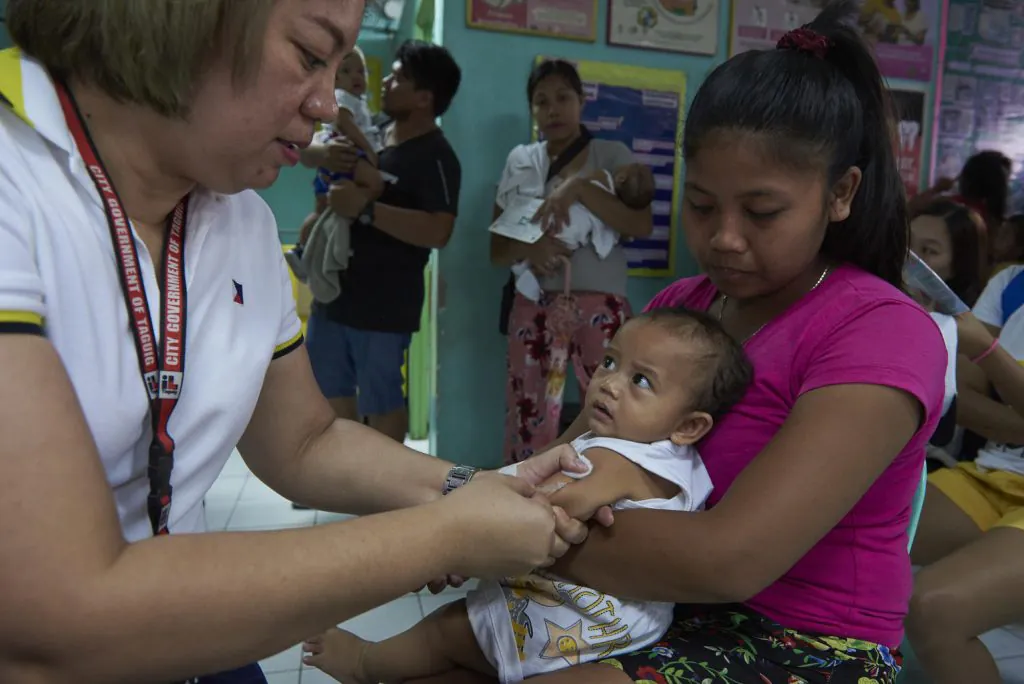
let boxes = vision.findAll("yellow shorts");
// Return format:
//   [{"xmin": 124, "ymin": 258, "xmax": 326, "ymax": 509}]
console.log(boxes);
[{"xmin": 930, "ymin": 462, "xmax": 1024, "ymax": 531}]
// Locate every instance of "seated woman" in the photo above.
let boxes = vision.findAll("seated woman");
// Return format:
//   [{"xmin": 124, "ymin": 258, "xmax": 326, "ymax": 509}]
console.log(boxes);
[
  {"xmin": 909, "ymin": 199, "xmax": 987, "ymax": 464},
  {"xmin": 910, "ymin": 199, "xmax": 987, "ymax": 307},
  {"xmin": 407, "ymin": 3, "xmax": 947, "ymax": 683},
  {"xmin": 909, "ymin": 273, "xmax": 1024, "ymax": 684}
]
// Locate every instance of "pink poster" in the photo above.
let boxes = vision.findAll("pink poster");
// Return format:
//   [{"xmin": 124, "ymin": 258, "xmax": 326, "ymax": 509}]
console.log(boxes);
[
  {"xmin": 729, "ymin": 0, "xmax": 937, "ymax": 82},
  {"xmin": 467, "ymin": 0, "xmax": 598, "ymax": 41}
]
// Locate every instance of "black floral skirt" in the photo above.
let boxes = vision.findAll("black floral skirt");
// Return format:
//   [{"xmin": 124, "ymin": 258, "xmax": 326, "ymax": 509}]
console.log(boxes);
[{"xmin": 597, "ymin": 604, "xmax": 902, "ymax": 684}]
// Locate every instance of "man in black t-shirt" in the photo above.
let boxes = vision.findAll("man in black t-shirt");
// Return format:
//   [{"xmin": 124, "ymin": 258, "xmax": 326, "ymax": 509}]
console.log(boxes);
[{"xmin": 305, "ymin": 41, "xmax": 462, "ymax": 442}]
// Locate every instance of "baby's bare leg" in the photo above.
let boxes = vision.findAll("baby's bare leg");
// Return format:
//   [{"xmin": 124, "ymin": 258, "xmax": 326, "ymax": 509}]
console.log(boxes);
[{"xmin": 304, "ymin": 598, "xmax": 495, "ymax": 683}]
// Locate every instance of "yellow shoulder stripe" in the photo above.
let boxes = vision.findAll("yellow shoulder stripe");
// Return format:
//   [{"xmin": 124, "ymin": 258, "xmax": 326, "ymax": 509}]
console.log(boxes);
[
  {"xmin": 0, "ymin": 310, "xmax": 43, "ymax": 327},
  {"xmin": 273, "ymin": 330, "xmax": 304, "ymax": 358},
  {"xmin": 0, "ymin": 48, "xmax": 32, "ymax": 128}
]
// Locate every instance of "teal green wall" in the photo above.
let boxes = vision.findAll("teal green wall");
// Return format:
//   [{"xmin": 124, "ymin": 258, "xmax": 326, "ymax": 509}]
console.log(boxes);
[
  {"xmin": 0, "ymin": 0, "xmax": 10, "ymax": 49},
  {"xmin": 433, "ymin": 3, "xmax": 944, "ymax": 467}
]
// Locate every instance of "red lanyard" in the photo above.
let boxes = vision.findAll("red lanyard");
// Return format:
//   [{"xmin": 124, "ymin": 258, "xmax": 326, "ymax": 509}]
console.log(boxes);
[{"xmin": 55, "ymin": 82, "xmax": 187, "ymax": 536}]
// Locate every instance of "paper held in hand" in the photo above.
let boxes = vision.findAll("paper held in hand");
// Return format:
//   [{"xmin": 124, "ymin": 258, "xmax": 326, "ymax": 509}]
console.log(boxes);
[
  {"xmin": 489, "ymin": 196, "xmax": 546, "ymax": 244},
  {"xmin": 904, "ymin": 250, "xmax": 970, "ymax": 316}
]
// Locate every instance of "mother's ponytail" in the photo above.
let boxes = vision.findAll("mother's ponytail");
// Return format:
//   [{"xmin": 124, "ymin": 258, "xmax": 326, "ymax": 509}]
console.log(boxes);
[{"xmin": 684, "ymin": 0, "xmax": 908, "ymax": 286}]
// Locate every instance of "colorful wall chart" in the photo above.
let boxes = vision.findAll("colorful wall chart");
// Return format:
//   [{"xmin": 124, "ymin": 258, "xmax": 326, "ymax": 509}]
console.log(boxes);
[
  {"xmin": 467, "ymin": 0, "xmax": 598, "ymax": 41},
  {"xmin": 608, "ymin": 0, "xmax": 720, "ymax": 56},
  {"xmin": 935, "ymin": 0, "xmax": 1024, "ymax": 211},
  {"xmin": 729, "ymin": 0, "xmax": 937, "ymax": 81},
  {"xmin": 536, "ymin": 58, "xmax": 685, "ymax": 277},
  {"xmin": 891, "ymin": 88, "xmax": 926, "ymax": 197}
]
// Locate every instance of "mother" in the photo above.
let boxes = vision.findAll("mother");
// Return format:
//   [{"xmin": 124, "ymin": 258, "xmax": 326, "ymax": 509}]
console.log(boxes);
[
  {"xmin": 491, "ymin": 59, "xmax": 654, "ymax": 464},
  {"xmin": 420, "ymin": 3, "xmax": 947, "ymax": 683},
  {"xmin": 0, "ymin": 1, "xmax": 591, "ymax": 682}
]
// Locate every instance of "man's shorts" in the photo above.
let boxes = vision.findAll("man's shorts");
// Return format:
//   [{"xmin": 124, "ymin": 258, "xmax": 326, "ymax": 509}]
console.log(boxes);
[
  {"xmin": 930, "ymin": 462, "xmax": 1024, "ymax": 531},
  {"xmin": 305, "ymin": 311, "xmax": 410, "ymax": 416}
]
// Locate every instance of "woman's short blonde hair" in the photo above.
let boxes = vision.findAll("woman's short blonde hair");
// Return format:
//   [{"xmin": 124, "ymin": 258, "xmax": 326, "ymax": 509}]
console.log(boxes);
[{"xmin": 7, "ymin": 0, "xmax": 276, "ymax": 118}]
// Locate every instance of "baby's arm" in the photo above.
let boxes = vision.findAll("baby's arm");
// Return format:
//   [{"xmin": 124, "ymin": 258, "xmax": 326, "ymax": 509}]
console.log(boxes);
[
  {"xmin": 352, "ymin": 158, "xmax": 385, "ymax": 201},
  {"xmin": 334, "ymin": 108, "xmax": 380, "ymax": 167},
  {"xmin": 545, "ymin": 447, "xmax": 678, "ymax": 520}
]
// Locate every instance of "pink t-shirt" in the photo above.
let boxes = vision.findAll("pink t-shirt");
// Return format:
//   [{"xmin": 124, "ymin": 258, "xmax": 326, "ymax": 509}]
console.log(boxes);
[{"xmin": 646, "ymin": 264, "xmax": 946, "ymax": 648}]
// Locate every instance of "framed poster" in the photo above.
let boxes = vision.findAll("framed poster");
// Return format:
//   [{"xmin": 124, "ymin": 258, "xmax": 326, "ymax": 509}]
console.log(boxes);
[
  {"xmin": 935, "ymin": 0, "xmax": 1024, "ymax": 211},
  {"xmin": 535, "ymin": 57, "xmax": 686, "ymax": 277},
  {"xmin": 729, "ymin": 0, "xmax": 937, "ymax": 82},
  {"xmin": 467, "ymin": 0, "xmax": 598, "ymax": 41},
  {"xmin": 608, "ymin": 0, "xmax": 720, "ymax": 56},
  {"xmin": 891, "ymin": 88, "xmax": 926, "ymax": 197}
]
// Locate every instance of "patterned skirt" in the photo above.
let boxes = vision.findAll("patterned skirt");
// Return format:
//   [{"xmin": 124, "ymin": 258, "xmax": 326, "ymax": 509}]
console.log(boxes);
[{"xmin": 598, "ymin": 604, "xmax": 901, "ymax": 684}]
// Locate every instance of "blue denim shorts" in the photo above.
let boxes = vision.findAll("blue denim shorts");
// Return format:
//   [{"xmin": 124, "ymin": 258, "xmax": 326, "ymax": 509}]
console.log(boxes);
[{"xmin": 305, "ymin": 311, "xmax": 410, "ymax": 416}]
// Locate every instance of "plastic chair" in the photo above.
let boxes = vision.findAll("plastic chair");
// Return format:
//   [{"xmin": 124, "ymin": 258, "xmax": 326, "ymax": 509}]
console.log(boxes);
[
  {"xmin": 897, "ymin": 464, "xmax": 930, "ymax": 682},
  {"xmin": 907, "ymin": 462, "xmax": 929, "ymax": 552}
]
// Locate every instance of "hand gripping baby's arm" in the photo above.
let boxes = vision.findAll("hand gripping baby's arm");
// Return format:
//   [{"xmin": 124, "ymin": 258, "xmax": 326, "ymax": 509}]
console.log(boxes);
[{"xmin": 541, "ymin": 447, "xmax": 643, "ymax": 521}]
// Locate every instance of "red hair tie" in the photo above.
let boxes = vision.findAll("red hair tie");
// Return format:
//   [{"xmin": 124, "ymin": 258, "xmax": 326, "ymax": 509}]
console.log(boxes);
[{"xmin": 777, "ymin": 27, "xmax": 831, "ymax": 59}]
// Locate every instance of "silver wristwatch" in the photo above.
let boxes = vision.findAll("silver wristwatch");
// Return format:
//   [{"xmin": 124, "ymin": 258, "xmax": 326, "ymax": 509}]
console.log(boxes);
[{"xmin": 442, "ymin": 465, "xmax": 480, "ymax": 495}]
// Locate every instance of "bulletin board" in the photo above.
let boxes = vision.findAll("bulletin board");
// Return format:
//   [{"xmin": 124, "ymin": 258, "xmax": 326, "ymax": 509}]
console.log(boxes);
[
  {"xmin": 728, "ymin": 0, "xmax": 938, "ymax": 82},
  {"xmin": 468, "ymin": 0, "xmax": 598, "ymax": 42},
  {"xmin": 608, "ymin": 0, "xmax": 720, "ymax": 56},
  {"xmin": 934, "ymin": 0, "xmax": 1024, "ymax": 212},
  {"xmin": 535, "ymin": 57, "xmax": 685, "ymax": 278},
  {"xmin": 365, "ymin": 55, "xmax": 383, "ymax": 114}
]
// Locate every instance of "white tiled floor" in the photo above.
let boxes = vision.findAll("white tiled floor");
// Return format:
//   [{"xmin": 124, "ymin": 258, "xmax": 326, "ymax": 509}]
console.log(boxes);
[{"xmin": 205, "ymin": 438, "xmax": 472, "ymax": 684}]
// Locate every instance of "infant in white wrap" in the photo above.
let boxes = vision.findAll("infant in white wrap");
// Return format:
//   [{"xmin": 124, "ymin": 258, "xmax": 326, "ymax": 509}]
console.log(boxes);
[
  {"xmin": 495, "ymin": 141, "xmax": 655, "ymax": 300},
  {"xmin": 302, "ymin": 307, "xmax": 755, "ymax": 684}
]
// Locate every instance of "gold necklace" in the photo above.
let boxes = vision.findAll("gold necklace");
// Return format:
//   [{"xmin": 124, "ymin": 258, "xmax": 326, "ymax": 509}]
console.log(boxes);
[{"xmin": 718, "ymin": 266, "xmax": 831, "ymax": 343}]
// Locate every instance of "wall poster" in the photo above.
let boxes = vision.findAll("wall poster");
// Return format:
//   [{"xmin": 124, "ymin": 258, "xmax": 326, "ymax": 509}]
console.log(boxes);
[
  {"xmin": 891, "ymin": 88, "xmax": 926, "ymax": 197},
  {"xmin": 467, "ymin": 0, "xmax": 598, "ymax": 41},
  {"xmin": 608, "ymin": 0, "xmax": 720, "ymax": 56},
  {"xmin": 729, "ymin": 0, "xmax": 937, "ymax": 81},
  {"xmin": 535, "ymin": 57, "xmax": 685, "ymax": 277},
  {"xmin": 935, "ymin": 0, "xmax": 1024, "ymax": 211}
]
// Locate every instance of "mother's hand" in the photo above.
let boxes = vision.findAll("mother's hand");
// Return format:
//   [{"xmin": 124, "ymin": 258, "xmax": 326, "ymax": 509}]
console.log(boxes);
[
  {"xmin": 524, "ymin": 234, "xmax": 572, "ymax": 277},
  {"xmin": 533, "ymin": 177, "xmax": 581, "ymax": 234}
]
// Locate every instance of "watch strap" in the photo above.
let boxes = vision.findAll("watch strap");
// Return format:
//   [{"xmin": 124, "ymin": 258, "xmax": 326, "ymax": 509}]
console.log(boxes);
[{"xmin": 442, "ymin": 465, "xmax": 480, "ymax": 495}]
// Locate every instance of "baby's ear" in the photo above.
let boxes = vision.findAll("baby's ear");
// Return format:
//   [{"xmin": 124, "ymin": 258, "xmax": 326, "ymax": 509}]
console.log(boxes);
[{"xmin": 670, "ymin": 412, "xmax": 713, "ymax": 446}]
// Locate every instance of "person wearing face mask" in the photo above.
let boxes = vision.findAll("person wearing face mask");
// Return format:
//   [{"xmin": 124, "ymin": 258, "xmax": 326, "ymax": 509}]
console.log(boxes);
[
  {"xmin": 0, "ymin": 2, "xmax": 599, "ymax": 682},
  {"xmin": 493, "ymin": 59, "xmax": 655, "ymax": 465},
  {"xmin": 909, "ymin": 199, "xmax": 987, "ymax": 307}
]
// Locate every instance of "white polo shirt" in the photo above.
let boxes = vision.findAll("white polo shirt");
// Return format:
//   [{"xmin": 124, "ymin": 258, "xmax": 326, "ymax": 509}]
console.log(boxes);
[
  {"xmin": 0, "ymin": 49, "xmax": 303, "ymax": 542},
  {"xmin": 974, "ymin": 264, "xmax": 1024, "ymax": 359},
  {"xmin": 967, "ymin": 264, "xmax": 1024, "ymax": 475}
]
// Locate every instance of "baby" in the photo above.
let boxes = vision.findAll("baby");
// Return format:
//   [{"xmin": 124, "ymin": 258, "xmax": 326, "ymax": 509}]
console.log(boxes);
[
  {"xmin": 514, "ymin": 162, "xmax": 656, "ymax": 301},
  {"xmin": 303, "ymin": 307, "xmax": 753, "ymax": 684},
  {"xmin": 287, "ymin": 47, "xmax": 383, "ymax": 279}
]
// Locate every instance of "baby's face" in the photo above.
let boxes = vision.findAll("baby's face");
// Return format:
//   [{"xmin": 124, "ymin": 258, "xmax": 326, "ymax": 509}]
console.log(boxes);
[
  {"xmin": 613, "ymin": 163, "xmax": 651, "ymax": 189},
  {"xmin": 585, "ymin": 319, "xmax": 704, "ymax": 444},
  {"xmin": 335, "ymin": 51, "xmax": 368, "ymax": 97}
]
